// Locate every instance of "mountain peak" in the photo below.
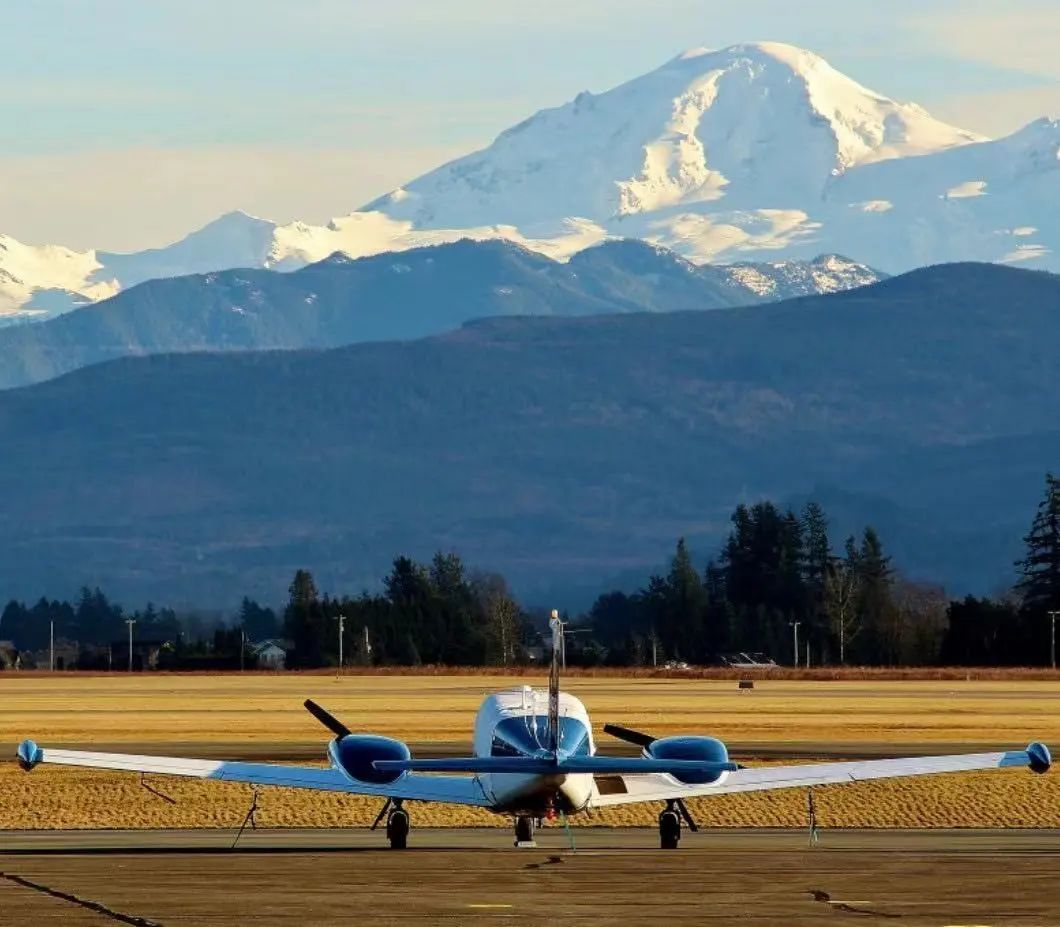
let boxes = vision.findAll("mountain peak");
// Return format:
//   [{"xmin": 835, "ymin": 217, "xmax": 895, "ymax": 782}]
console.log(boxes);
[{"xmin": 366, "ymin": 41, "xmax": 983, "ymax": 232}]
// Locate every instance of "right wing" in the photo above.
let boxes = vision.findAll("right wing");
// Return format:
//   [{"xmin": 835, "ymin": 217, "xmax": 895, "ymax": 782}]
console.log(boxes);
[
  {"xmin": 590, "ymin": 743, "xmax": 1051, "ymax": 807},
  {"xmin": 16, "ymin": 740, "xmax": 492, "ymax": 807}
]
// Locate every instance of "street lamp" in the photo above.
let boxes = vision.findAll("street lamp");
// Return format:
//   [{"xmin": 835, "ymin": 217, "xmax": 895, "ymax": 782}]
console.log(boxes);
[
  {"xmin": 335, "ymin": 614, "xmax": 346, "ymax": 674},
  {"xmin": 125, "ymin": 618, "xmax": 136, "ymax": 672},
  {"xmin": 1048, "ymin": 611, "xmax": 1060, "ymax": 670}
]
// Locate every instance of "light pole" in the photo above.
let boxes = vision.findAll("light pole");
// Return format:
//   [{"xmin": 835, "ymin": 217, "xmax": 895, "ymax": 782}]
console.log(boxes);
[
  {"xmin": 790, "ymin": 621, "xmax": 801, "ymax": 668},
  {"xmin": 125, "ymin": 618, "xmax": 136, "ymax": 672},
  {"xmin": 335, "ymin": 614, "xmax": 346, "ymax": 674},
  {"xmin": 240, "ymin": 628, "xmax": 246, "ymax": 672},
  {"xmin": 363, "ymin": 625, "xmax": 372, "ymax": 665},
  {"xmin": 49, "ymin": 619, "xmax": 54, "ymax": 672},
  {"xmin": 1049, "ymin": 611, "xmax": 1060, "ymax": 670}
]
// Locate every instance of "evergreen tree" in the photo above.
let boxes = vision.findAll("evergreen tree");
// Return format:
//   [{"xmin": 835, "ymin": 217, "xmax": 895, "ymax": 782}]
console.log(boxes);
[
  {"xmin": 283, "ymin": 569, "xmax": 325, "ymax": 667},
  {"xmin": 854, "ymin": 526, "xmax": 894, "ymax": 664},
  {"xmin": 1017, "ymin": 473, "xmax": 1060, "ymax": 614},
  {"xmin": 801, "ymin": 502, "xmax": 831, "ymax": 661},
  {"xmin": 664, "ymin": 538, "xmax": 707, "ymax": 660}
]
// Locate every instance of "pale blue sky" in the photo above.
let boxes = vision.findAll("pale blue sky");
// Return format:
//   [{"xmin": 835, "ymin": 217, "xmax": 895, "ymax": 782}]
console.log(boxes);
[{"xmin": 2, "ymin": 0, "xmax": 1057, "ymax": 250}]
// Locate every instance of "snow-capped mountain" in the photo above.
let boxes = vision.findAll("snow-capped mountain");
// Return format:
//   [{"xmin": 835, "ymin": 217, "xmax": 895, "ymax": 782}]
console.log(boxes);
[
  {"xmin": 368, "ymin": 42, "xmax": 1056, "ymax": 270},
  {"xmin": 367, "ymin": 42, "xmax": 983, "ymax": 228},
  {"xmin": 1, "ymin": 41, "xmax": 1055, "ymax": 322}
]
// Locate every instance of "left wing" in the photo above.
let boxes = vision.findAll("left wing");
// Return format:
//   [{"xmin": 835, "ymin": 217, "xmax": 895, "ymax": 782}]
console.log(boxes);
[
  {"xmin": 589, "ymin": 742, "xmax": 1051, "ymax": 807},
  {"xmin": 15, "ymin": 740, "xmax": 492, "ymax": 807}
]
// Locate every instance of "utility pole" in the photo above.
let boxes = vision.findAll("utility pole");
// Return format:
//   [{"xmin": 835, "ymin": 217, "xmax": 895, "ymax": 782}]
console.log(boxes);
[
  {"xmin": 1049, "ymin": 611, "xmax": 1060, "ymax": 670},
  {"xmin": 335, "ymin": 614, "xmax": 346, "ymax": 674},
  {"xmin": 125, "ymin": 618, "xmax": 136, "ymax": 672},
  {"xmin": 49, "ymin": 619, "xmax": 54, "ymax": 672},
  {"xmin": 790, "ymin": 621, "xmax": 801, "ymax": 667}
]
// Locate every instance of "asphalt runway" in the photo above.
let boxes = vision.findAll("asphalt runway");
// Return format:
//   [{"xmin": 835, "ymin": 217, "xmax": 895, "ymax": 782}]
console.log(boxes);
[{"xmin": 1, "ymin": 829, "xmax": 1058, "ymax": 925}]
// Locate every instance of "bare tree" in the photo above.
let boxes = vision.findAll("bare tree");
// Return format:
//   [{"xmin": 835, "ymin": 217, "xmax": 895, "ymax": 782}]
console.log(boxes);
[
  {"xmin": 825, "ymin": 539, "xmax": 860, "ymax": 664},
  {"xmin": 473, "ymin": 572, "xmax": 521, "ymax": 666}
]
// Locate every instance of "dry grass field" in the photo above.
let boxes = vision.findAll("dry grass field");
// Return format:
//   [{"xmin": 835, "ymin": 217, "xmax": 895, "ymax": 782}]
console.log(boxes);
[{"xmin": 1, "ymin": 673, "xmax": 1058, "ymax": 830}]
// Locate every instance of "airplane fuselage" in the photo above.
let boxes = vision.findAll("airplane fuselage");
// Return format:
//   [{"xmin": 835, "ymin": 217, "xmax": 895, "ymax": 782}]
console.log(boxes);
[{"xmin": 472, "ymin": 687, "xmax": 595, "ymax": 816}]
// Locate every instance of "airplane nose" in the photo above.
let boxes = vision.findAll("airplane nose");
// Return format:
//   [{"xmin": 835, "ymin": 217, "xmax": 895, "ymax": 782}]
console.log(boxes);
[{"xmin": 558, "ymin": 773, "xmax": 593, "ymax": 812}]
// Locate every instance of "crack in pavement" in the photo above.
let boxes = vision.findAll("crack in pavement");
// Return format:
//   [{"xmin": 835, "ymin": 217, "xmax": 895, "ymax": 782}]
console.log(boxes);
[
  {"xmin": 810, "ymin": 888, "xmax": 902, "ymax": 919},
  {"xmin": 0, "ymin": 870, "xmax": 162, "ymax": 926}
]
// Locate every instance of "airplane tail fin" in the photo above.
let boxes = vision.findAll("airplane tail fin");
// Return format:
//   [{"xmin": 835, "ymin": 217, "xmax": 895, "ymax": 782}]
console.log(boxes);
[{"xmin": 548, "ymin": 609, "xmax": 562, "ymax": 756}]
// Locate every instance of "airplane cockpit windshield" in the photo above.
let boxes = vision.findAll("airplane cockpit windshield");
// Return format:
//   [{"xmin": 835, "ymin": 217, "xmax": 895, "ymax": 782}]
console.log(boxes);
[{"xmin": 491, "ymin": 716, "xmax": 591, "ymax": 758}]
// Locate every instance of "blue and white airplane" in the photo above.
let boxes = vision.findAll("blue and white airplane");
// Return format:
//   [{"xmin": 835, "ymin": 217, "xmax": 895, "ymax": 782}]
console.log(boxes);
[{"xmin": 16, "ymin": 615, "xmax": 1052, "ymax": 849}]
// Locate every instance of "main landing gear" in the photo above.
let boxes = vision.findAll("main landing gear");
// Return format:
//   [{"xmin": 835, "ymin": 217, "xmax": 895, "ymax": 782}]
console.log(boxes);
[
  {"xmin": 514, "ymin": 815, "xmax": 536, "ymax": 848},
  {"xmin": 372, "ymin": 798, "xmax": 410, "ymax": 849},
  {"xmin": 658, "ymin": 803, "xmax": 681, "ymax": 850},
  {"xmin": 386, "ymin": 802, "xmax": 410, "ymax": 850},
  {"xmin": 658, "ymin": 799, "xmax": 698, "ymax": 849}
]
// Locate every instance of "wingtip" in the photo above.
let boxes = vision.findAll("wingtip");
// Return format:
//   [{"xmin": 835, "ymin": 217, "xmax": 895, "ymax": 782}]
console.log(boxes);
[
  {"xmin": 16, "ymin": 739, "xmax": 42, "ymax": 772},
  {"xmin": 1027, "ymin": 741, "xmax": 1052, "ymax": 775}
]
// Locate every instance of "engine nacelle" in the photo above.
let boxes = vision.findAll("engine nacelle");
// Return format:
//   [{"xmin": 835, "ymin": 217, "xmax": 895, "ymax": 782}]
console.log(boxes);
[
  {"xmin": 333, "ymin": 735, "xmax": 411, "ymax": 784},
  {"xmin": 647, "ymin": 735, "xmax": 730, "ymax": 784}
]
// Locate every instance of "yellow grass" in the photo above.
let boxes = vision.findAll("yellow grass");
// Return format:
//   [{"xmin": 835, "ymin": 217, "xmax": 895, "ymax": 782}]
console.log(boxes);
[{"xmin": 0, "ymin": 673, "xmax": 1057, "ymax": 829}]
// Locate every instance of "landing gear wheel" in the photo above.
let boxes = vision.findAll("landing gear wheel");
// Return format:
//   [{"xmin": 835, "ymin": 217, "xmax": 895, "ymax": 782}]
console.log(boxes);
[
  {"xmin": 659, "ymin": 806, "xmax": 681, "ymax": 850},
  {"xmin": 387, "ymin": 806, "xmax": 410, "ymax": 850},
  {"xmin": 514, "ymin": 815, "xmax": 536, "ymax": 847}
]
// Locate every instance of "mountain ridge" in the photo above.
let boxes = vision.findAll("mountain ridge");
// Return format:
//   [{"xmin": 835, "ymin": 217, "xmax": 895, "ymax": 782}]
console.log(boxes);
[
  {"xmin": 0, "ymin": 261, "xmax": 1055, "ymax": 606},
  {"xmin": 0, "ymin": 238, "xmax": 883, "ymax": 390}
]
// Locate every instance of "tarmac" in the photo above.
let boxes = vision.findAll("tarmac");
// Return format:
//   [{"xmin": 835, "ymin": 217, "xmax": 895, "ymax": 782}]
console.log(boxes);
[{"xmin": 0, "ymin": 828, "xmax": 1057, "ymax": 925}]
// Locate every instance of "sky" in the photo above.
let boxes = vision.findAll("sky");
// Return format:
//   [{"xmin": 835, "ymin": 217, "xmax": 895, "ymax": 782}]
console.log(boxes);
[{"xmin": 1, "ymin": 0, "xmax": 1057, "ymax": 251}]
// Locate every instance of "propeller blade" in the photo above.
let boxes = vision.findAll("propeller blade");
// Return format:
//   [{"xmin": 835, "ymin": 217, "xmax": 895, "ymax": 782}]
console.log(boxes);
[
  {"xmin": 603, "ymin": 723, "xmax": 656, "ymax": 748},
  {"xmin": 304, "ymin": 699, "xmax": 352, "ymax": 739},
  {"xmin": 675, "ymin": 798, "xmax": 699, "ymax": 833},
  {"xmin": 370, "ymin": 797, "xmax": 392, "ymax": 831}
]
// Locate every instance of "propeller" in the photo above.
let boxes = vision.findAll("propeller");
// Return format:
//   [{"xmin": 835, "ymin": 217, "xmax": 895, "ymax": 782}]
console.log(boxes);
[
  {"xmin": 304, "ymin": 699, "xmax": 352, "ymax": 739},
  {"xmin": 602, "ymin": 723, "xmax": 656, "ymax": 748}
]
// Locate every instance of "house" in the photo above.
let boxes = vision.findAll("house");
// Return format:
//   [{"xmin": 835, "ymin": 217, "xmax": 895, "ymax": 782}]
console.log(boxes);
[
  {"xmin": 0, "ymin": 640, "xmax": 18, "ymax": 670},
  {"xmin": 22, "ymin": 639, "xmax": 80, "ymax": 670},
  {"xmin": 252, "ymin": 639, "xmax": 288, "ymax": 669}
]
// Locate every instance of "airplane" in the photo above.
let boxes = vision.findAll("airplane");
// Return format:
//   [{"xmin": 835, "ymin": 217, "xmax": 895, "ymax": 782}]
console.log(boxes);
[{"xmin": 15, "ymin": 613, "xmax": 1052, "ymax": 849}]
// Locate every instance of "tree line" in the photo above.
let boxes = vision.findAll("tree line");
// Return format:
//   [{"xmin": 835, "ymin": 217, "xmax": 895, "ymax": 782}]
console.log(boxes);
[{"xmin": 1, "ymin": 474, "xmax": 1057, "ymax": 669}]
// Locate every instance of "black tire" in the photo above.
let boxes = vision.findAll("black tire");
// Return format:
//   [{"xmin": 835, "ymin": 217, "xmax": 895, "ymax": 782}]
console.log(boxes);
[
  {"xmin": 515, "ymin": 816, "xmax": 534, "ymax": 844},
  {"xmin": 387, "ymin": 809, "xmax": 410, "ymax": 850},
  {"xmin": 659, "ymin": 810, "xmax": 681, "ymax": 850}
]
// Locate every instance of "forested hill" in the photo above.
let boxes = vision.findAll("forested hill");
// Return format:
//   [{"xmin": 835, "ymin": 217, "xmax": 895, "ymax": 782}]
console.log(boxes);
[
  {"xmin": 0, "ymin": 237, "xmax": 820, "ymax": 391},
  {"xmin": 0, "ymin": 261, "xmax": 1056, "ymax": 606}
]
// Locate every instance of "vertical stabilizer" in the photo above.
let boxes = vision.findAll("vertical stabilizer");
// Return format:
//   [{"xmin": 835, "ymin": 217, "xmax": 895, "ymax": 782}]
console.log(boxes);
[{"xmin": 548, "ymin": 610, "xmax": 562, "ymax": 756}]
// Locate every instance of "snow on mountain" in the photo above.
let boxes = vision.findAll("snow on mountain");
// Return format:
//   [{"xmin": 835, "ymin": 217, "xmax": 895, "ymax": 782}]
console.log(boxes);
[
  {"xmin": 366, "ymin": 42, "xmax": 1056, "ymax": 273},
  {"xmin": 1, "ymin": 42, "xmax": 1055, "ymax": 323},
  {"xmin": 367, "ymin": 42, "xmax": 982, "ymax": 228}
]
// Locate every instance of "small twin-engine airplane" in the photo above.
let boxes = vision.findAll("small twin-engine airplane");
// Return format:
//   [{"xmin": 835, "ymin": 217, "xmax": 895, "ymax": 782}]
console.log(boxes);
[{"xmin": 16, "ymin": 615, "xmax": 1052, "ymax": 849}]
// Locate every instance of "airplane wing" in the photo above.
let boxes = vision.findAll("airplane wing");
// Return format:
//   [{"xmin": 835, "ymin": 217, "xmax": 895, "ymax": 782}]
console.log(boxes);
[
  {"xmin": 589, "ymin": 743, "xmax": 1052, "ymax": 807},
  {"xmin": 15, "ymin": 740, "xmax": 492, "ymax": 807}
]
